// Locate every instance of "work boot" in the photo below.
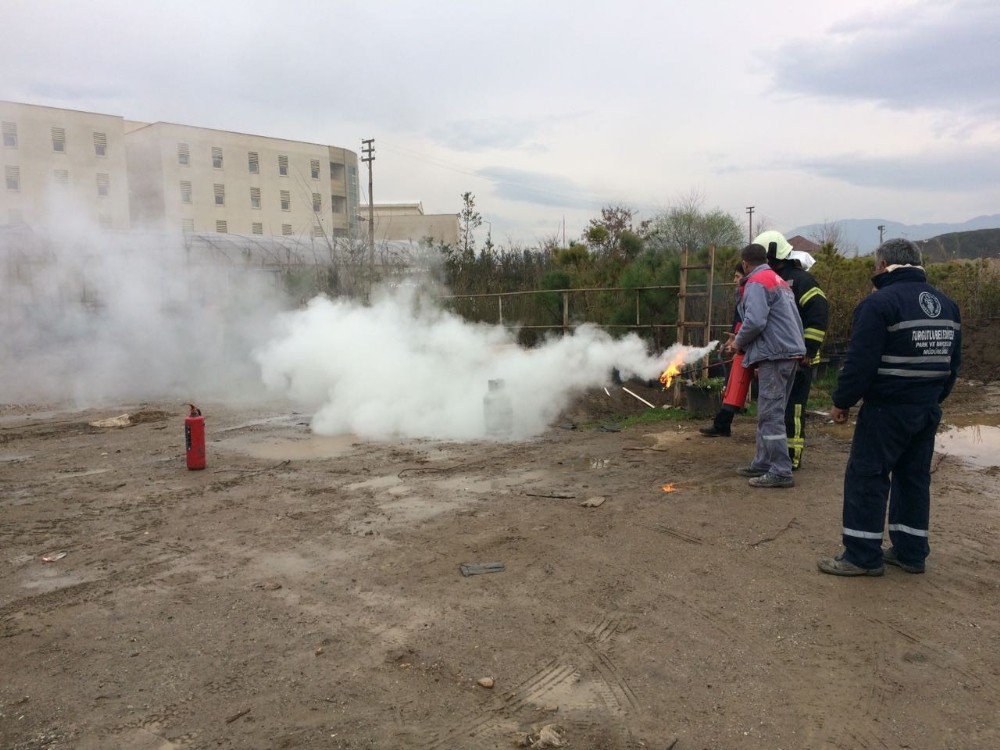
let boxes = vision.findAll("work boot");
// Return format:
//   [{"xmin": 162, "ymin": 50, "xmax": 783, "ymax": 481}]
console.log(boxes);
[
  {"xmin": 817, "ymin": 552, "xmax": 885, "ymax": 577},
  {"xmin": 883, "ymin": 547, "xmax": 925, "ymax": 574},
  {"xmin": 736, "ymin": 466, "xmax": 767, "ymax": 478},
  {"xmin": 748, "ymin": 472, "xmax": 794, "ymax": 488},
  {"xmin": 699, "ymin": 424, "xmax": 731, "ymax": 437}
]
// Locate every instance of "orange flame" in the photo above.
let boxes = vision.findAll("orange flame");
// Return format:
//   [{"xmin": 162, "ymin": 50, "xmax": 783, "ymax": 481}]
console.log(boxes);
[
  {"xmin": 658, "ymin": 353, "xmax": 685, "ymax": 389},
  {"xmin": 661, "ymin": 483, "xmax": 677, "ymax": 493}
]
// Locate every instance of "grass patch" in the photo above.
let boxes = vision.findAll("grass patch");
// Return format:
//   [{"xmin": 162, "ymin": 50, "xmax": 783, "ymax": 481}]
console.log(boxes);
[{"xmin": 599, "ymin": 408, "xmax": 700, "ymax": 430}]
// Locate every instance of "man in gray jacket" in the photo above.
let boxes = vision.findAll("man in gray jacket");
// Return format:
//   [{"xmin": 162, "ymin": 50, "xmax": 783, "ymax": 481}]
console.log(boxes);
[{"xmin": 732, "ymin": 243, "xmax": 807, "ymax": 488}]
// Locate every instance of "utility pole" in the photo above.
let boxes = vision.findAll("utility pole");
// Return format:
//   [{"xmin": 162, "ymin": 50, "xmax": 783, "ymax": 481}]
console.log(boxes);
[
  {"xmin": 361, "ymin": 138, "xmax": 375, "ymax": 296},
  {"xmin": 877, "ymin": 224, "xmax": 885, "ymax": 246},
  {"xmin": 746, "ymin": 206, "xmax": 755, "ymax": 244}
]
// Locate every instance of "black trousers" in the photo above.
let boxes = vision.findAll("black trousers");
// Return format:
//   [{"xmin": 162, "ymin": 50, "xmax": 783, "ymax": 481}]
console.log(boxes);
[
  {"xmin": 785, "ymin": 365, "xmax": 813, "ymax": 468},
  {"xmin": 841, "ymin": 402, "xmax": 940, "ymax": 569}
]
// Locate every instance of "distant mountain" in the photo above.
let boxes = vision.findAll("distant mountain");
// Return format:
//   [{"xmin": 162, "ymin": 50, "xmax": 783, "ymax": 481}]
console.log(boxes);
[
  {"xmin": 915, "ymin": 228, "xmax": 1000, "ymax": 263},
  {"xmin": 786, "ymin": 214, "xmax": 1000, "ymax": 254}
]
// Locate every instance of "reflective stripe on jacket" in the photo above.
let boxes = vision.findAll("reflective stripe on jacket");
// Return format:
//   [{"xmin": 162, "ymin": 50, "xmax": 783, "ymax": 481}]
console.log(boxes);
[{"xmin": 832, "ymin": 267, "xmax": 962, "ymax": 408}]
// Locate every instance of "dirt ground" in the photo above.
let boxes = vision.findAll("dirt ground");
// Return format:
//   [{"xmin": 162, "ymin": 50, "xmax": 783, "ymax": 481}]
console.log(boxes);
[{"xmin": 2, "ymin": 381, "xmax": 998, "ymax": 750}]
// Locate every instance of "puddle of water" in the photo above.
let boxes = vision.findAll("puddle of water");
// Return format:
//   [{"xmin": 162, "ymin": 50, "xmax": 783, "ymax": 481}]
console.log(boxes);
[
  {"xmin": 215, "ymin": 413, "xmax": 308, "ymax": 434},
  {"xmin": 943, "ymin": 413, "xmax": 1000, "ymax": 428},
  {"xmin": 217, "ymin": 434, "xmax": 362, "ymax": 461},
  {"xmin": 54, "ymin": 468, "xmax": 110, "ymax": 480},
  {"xmin": 936, "ymin": 425, "xmax": 1000, "ymax": 468},
  {"xmin": 20, "ymin": 568, "xmax": 89, "ymax": 594},
  {"xmin": 346, "ymin": 474, "xmax": 403, "ymax": 492},
  {"xmin": 0, "ymin": 453, "xmax": 33, "ymax": 463}
]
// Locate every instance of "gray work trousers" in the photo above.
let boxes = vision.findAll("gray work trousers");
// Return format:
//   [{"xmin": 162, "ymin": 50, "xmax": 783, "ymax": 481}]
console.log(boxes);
[{"xmin": 750, "ymin": 359, "xmax": 798, "ymax": 478}]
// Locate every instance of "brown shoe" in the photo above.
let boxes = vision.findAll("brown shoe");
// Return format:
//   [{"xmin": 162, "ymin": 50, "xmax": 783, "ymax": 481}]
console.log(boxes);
[{"xmin": 817, "ymin": 553, "xmax": 885, "ymax": 577}]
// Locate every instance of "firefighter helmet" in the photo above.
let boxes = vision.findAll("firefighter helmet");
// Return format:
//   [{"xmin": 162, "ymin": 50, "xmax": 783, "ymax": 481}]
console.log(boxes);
[{"xmin": 753, "ymin": 230, "xmax": 793, "ymax": 261}]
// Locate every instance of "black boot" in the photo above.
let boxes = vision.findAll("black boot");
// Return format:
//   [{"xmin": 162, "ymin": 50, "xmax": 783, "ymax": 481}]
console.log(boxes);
[{"xmin": 699, "ymin": 407, "xmax": 734, "ymax": 437}]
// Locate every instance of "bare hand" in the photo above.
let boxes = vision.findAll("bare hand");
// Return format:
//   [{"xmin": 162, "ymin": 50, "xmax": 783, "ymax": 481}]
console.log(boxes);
[
  {"xmin": 799, "ymin": 355, "xmax": 812, "ymax": 367},
  {"xmin": 831, "ymin": 406, "xmax": 849, "ymax": 424}
]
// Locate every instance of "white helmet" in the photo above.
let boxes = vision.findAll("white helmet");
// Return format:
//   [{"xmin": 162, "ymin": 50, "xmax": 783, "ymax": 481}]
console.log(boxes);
[{"xmin": 753, "ymin": 230, "xmax": 792, "ymax": 261}]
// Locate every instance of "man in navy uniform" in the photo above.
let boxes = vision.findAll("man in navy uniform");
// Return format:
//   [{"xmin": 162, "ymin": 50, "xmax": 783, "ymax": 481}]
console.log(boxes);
[{"xmin": 818, "ymin": 239, "xmax": 961, "ymax": 576}]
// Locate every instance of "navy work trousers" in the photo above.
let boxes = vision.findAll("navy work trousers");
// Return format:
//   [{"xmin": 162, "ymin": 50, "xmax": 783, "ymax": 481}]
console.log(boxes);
[{"xmin": 841, "ymin": 402, "xmax": 941, "ymax": 569}]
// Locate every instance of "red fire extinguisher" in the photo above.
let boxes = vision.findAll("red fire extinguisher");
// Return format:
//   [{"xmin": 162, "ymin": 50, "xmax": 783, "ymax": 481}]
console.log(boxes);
[{"xmin": 185, "ymin": 404, "xmax": 206, "ymax": 470}]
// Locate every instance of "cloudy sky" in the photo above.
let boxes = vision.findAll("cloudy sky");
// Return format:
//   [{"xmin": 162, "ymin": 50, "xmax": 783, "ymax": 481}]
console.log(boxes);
[{"xmin": 3, "ymin": 0, "xmax": 998, "ymax": 243}]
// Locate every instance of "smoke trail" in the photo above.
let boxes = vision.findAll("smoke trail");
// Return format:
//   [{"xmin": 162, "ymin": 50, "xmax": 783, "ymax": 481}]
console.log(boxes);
[
  {"xmin": 0, "ymin": 219, "xmax": 282, "ymax": 405},
  {"xmin": 256, "ymin": 287, "xmax": 717, "ymax": 440}
]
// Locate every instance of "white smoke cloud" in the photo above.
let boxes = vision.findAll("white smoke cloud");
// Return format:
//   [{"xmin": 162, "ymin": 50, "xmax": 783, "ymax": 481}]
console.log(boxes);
[
  {"xmin": 256, "ymin": 287, "xmax": 717, "ymax": 440},
  {"xmin": 0, "ymin": 213, "xmax": 283, "ymax": 405}
]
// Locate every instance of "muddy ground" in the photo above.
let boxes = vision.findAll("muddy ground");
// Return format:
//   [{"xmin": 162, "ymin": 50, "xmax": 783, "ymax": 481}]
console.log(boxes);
[{"xmin": 1, "ymin": 381, "xmax": 998, "ymax": 750}]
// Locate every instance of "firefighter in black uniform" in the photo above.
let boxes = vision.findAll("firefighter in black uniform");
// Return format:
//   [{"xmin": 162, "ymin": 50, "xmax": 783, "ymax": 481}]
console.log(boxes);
[
  {"xmin": 755, "ymin": 231, "xmax": 829, "ymax": 469},
  {"xmin": 818, "ymin": 239, "xmax": 961, "ymax": 576}
]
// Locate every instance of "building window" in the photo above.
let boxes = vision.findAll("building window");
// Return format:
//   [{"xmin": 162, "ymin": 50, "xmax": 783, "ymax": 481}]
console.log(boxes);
[
  {"xmin": 248, "ymin": 151, "xmax": 259, "ymax": 174},
  {"xmin": 252, "ymin": 222, "xmax": 263, "ymax": 235},
  {"xmin": 180, "ymin": 180, "xmax": 192, "ymax": 203},
  {"xmin": 53, "ymin": 169, "xmax": 70, "ymax": 184},
  {"xmin": 96, "ymin": 173, "xmax": 110, "ymax": 197},
  {"xmin": 280, "ymin": 189, "xmax": 290, "ymax": 211},
  {"xmin": 182, "ymin": 218, "xmax": 194, "ymax": 232},
  {"xmin": 178, "ymin": 143, "xmax": 190, "ymax": 165},
  {"xmin": 216, "ymin": 220, "xmax": 228, "ymax": 233},
  {"xmin": 93, "ymin": 132, "xmax": 107, "ymax": 157},
  {"xmin": 212, "ymin": 147, "xmax": 223, "ymax": 169},
  {"xmin": 51, "ymin": 127, "xmax": 66, "ymax": 152},
  {"xmin": 281, "ymin": 223, "xmax": 292, "ymax": 236},
  {"xmin": 330, "ymin": 162, "xmax": 345, "ymax": 180},
  {"xmin": 332, "ymin": 228, "xmax": 348, "ymax": 238},
  {"xmin": 312, "ymin": 192, "xmax": 321, "ymax": 212},
  {"xmin": 214, "ymin": 183, "xmax": 225, "ymax": 206},
  {"xmin": 312, "ymin": 225, "xmax": 324, "ymax": 238},
  {"xmin": 331, "ymin": 195, "xmax": 346, "ymax": 214},
  {"xmin": 5, "ymin": 165, "xmax": 19, "ymax": 191},
  {"xmin": 349, "ymin": 165, "xmax": 357, "ymax": 177},
  {"xmin": 2, "ymin": 122, "xmax": 17, "ymax": 148},
  {"xmin": 250, "ymin": 187, "xmax": 261, "ymax": 209},
  {"xmin": 98, "ymin": 214, "xmax": 112, "ymax": 229},
  {"xmin": 311, "ymin": 159, "xmax": 320, "ymax": 179},
  {"xmin": 278, "ymin": 154, "xmax": 288, "ymax": 176}
]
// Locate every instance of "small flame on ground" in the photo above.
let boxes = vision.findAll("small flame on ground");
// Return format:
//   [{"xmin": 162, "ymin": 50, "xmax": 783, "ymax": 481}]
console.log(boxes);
[
  {"xmin": 661, "ymin": 483, "xmax": 677, "ymax": 493},
  {"xmin": 658, "ymin": 354, "xmax": 685, "ymax": 389}
]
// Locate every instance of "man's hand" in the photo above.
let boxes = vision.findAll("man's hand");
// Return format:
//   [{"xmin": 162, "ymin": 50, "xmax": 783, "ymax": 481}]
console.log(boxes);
[
  {"xmin": 799, "ymin": 355, "xmax": 812, "ymax": 367},
  {"xmin": 723, "ymin": 332, "xmax": 737, "ymax": 355},
  {"xmin": 830, "ymin": 406, "xmax": 850, "ymax": 424}
]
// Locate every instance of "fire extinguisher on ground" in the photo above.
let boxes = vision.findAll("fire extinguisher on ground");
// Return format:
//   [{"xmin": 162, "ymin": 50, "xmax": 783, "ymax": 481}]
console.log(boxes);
[{"xmin": 185, "ymin": 404, "xmax": 206, "ymax": 470}]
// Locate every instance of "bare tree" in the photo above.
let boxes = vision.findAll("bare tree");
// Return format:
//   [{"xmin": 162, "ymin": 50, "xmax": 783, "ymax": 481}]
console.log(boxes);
[
  {"xmin": 645, "ymin": 190, "xmax": 743, "ymax": 253},
  {"xmin": 810, "ymin": 220, "xmax": 858, "ymax": 255}
]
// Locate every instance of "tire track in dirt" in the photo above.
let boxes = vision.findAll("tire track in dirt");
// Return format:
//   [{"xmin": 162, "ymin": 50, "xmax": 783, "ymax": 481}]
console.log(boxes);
[{"xmin": 421, "ymin": 613, "xmax": 640, "ymax": 749}]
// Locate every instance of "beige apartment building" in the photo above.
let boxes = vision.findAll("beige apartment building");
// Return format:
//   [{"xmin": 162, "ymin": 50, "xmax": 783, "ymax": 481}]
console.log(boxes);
[
  {"xmin": 362, "ymin": 202, "xmax": 459, "ymax": 245},
  {"xmin": 125, "ymin": 121, "xmax": 359, "ymax": 239},
  {"xmin": 1, "ymin": 101, "xmax": 131, "ymax": 230},
  {"xmin": 1, "ymin": 100, "xmax": 361, "ymax": 240}
]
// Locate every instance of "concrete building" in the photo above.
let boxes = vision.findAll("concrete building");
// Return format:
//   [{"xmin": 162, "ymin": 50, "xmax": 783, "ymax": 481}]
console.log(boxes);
[
  {"xmin": 0, "ymin": 100, "xmax": 361, "ymax": 240},
  {"xmin": 125, "ymin": 122, "xmax": 359, "ymax": 239},
  {"xmin": 361, "ymin": 202, "xmax": 459, "ymax": 246},
  {"xmin": 1, "ymin": 101, "xmax": 131, "ymax": 230}
]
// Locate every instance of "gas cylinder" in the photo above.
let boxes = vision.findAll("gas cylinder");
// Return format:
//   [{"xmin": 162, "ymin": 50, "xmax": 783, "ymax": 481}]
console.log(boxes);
[
  {"xmin": 484, "ymin": 379, "xmax": 514, "ymax": 437},
  {"xmin": 185, "ymin": 404, "xmax": 206, "ymax": 470}
]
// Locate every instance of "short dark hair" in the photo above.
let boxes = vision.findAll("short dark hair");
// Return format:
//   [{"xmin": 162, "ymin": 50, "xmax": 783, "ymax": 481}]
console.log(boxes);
[
  {"xmin": 876, "ymin": 238, "xmax": 921, "ymax": 267},
  {"xmin": 741, "ymin": 243, "xmax": 767, "ymax": 265}
]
